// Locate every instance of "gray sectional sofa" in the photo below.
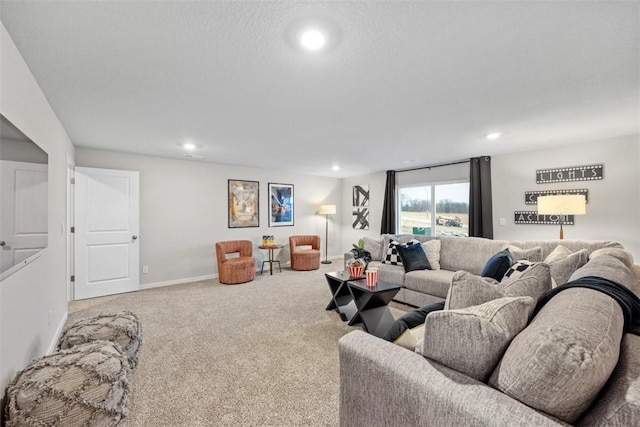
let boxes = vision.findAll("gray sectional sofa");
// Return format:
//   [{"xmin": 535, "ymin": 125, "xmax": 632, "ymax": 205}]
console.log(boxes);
[
  {"xmin": 339, "ymin": 236, "xmax": 640, "ymax": 426},
  {"xmin": 346, "ymin": 234, "xmax": 635, "ymax": 307}
]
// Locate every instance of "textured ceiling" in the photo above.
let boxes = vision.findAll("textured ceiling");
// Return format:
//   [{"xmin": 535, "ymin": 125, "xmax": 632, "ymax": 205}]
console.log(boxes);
[{"xmin": 1, "ymin": 1, "xmax": 638, "ymax": 177}]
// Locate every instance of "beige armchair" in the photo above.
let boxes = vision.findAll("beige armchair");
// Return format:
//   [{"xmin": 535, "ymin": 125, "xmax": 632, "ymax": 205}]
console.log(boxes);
[
  {"xmin": 215, "ymin": 240, "xmax": 256, "ymax": 284},
  {"xmin": 289, "ymin": 235, "xmax": 321, "ymax": 271}
]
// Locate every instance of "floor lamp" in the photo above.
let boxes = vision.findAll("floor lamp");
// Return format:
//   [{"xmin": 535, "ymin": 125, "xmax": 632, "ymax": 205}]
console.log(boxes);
[
  {"xmin": 318, "ymin": 204, "xmax": 336, "ymax": 264},
  {"xmin": 537, "ymin": 194, "xmax": 586, "ymax": 239}
]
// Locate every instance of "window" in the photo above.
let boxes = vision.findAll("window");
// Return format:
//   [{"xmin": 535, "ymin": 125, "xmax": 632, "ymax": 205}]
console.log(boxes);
[{"xmin": 398, "ymin": 181, "xmax": 469, "ymax": 237}]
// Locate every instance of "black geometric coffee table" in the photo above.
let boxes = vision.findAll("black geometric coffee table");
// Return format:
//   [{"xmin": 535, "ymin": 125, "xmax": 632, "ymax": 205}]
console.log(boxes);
[
  {"xmin": 346, "ymin": 278, "xmax": 401, "ymax": 338},
  {"xmin": 325, "ymin": 271, "xmax": 360, "ymax": 323}
]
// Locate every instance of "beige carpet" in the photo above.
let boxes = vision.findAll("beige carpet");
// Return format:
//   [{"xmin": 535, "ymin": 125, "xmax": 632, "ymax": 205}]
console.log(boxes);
[{"xmin": 68, "ymin": 263, "xmax": 409, "ymax": 426}]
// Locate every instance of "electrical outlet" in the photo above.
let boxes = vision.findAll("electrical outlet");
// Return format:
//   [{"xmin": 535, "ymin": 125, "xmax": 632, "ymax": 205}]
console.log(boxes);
[
  {"xmin": 499, "ymin": 217, "xmax": 506, "ymax": 226},
  {"xmin": 142, "ymin": 265, "xmax": 149, "ymax": 274},
  {"xmin": 48, "ymin": 310, "xmax": 52, "ymax": 327}
]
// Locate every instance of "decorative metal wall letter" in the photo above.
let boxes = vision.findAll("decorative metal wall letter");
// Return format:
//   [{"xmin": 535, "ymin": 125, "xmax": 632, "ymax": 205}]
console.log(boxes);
[
  {"xmin": 514, "ymin": 211, "xmax": 575, "ymax": 225},
  {"xmin": 524, "ymin": 189, "xmax": 589, "ymax": 205},
  {"xmin": 536, "ymin": 164, "xmax": 603, "ymax": 184}
]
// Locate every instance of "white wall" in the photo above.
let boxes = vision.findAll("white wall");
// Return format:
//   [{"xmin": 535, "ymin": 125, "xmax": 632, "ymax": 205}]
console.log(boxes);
[
  {"xmin": 0, "ymin": 23, "xmax": 75, "ymax": 392},
  {"xmin": 75, "ymin": 149, "xmax": 342, "ymax": 286},
  {"xmin": 492, "ymin": 135, "xmax": 640, "ymax": 259}
]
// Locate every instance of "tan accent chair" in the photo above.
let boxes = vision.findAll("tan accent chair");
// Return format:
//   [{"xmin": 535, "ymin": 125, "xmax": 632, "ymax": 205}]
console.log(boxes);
[
  {"xmin": 215, "ymin": 240, "xmax": 256, "ymax": 284},
  {"xmin": 289, "ymin": 235, "xmax": 321, "ymax": 271}
]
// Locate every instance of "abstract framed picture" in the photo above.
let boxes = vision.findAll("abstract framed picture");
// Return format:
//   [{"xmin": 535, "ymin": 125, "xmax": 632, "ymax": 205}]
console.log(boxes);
[
  {"xmin": 353, "ymin": 208, "xmax": 369, "ymax": 230},
  {"xmin": 228, "ymin": 179, "xmax": 259, "ymax": 228},
  {"xmin": 353, "ymin": 185, "xmax": 369, "ymax": 207},
  {"xmin": 268, "ymin": 183, "xmax": 294, "ymax": 227}
]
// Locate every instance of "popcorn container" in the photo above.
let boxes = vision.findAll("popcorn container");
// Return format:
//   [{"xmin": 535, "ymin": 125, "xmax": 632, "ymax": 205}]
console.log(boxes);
[
  {"xmin": 348, "ymin": 265, "xmax": 365, "ymax": 278},
  {"xmin": 366, "ymin": 268, "xmax": 379, "ymax": 287}
]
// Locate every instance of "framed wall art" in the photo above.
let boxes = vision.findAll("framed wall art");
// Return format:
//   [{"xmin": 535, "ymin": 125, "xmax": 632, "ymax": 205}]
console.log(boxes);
[
  {"xmin": 228, "ymin": 179, "xmax": 259, "ymax": 228},
  {"xmin": 268, "ymin": 183, "xmax": 294, "ymax": 227}
]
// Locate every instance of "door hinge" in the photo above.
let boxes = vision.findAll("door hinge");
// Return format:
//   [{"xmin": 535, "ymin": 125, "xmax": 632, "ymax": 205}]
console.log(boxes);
[
  {"xmin": 70, "ymin": 177, "xmax": 75, "ymax": 184},
  {"xmin": 70, "ymin": 275, "xmax": 75, "ymax": 282},
  {"xmin": 70, "ymin": 226, "xmax": 75, "ymax": 233}
]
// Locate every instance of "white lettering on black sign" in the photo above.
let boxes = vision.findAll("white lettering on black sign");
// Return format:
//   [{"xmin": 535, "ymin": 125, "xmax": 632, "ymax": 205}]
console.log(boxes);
[
  {"xmin": 514, "ymin": 211, "xmax": 575, "ymax": 225},
  {"xmin": 524, "ymin": 189, "xmax": 588, "ymax": 205},
  {"xmin": 536, "ymin": 165, "xmax": 603, "ymax": 184}
]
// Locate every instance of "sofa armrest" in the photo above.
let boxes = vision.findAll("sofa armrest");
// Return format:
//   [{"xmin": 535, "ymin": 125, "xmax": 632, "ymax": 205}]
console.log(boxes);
[{"xmin": 339, "ymin": 331, "xmax": 568, "ymax": 427}]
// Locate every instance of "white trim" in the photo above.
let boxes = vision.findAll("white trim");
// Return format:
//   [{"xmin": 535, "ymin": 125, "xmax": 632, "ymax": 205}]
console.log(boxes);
[
  {"xmin": 47, "ymin": 312, "xmax": 68, "ymax": 355},
  {"xmin": 140, "ymin": 274, "xmax": 218, "ymax": 290}
]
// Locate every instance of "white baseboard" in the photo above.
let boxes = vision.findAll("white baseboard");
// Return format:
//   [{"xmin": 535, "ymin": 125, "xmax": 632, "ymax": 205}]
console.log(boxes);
[
  {"xmin": 47, "ymin": 312, "xmax": 68, "ymax": 355},
  {"xmin": 140, "ymin": 274, "xmax": 218, "ymax": 290}
]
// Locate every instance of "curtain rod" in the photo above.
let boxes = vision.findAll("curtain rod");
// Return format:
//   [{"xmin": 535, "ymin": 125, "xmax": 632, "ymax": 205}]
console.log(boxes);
[{"xmin": 396, "ymin": 159, "xmax": 470, "ymax": 173}]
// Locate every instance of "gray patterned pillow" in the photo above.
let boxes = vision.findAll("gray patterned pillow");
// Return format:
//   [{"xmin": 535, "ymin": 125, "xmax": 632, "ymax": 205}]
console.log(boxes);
[
  {"xmin": 505, "ymin": 245, "xmax": 543, "ymax": 262},
  {"xmin": 421, "ymin": 239, "xmax": 441, "ymax": 270},
  {"xmin": 544, "ymin": 245, "xmax": 572, "ymax": 263},
  {"xmin": 549, "ymin": 249, "xmax": 588, "ymax": 287},
  {"xmin": 446, "ymin": 263, "xmax": 551, "ymax": 310},
  {"xmin": 362, "ymin": 237, "xmax": 384, "ymax": 261},
  {"xmin": 5, "ymin": 341, "xmax": 130, "ymax": 427},
  {"xmin": 419, "ymin": 297, "xmax": 534, "ymax": 382}
]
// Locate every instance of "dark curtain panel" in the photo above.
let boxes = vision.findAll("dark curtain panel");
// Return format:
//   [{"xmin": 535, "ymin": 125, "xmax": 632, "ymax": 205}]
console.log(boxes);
[
  {"xmin": 469, "ymin": 156, "xmax": 494, "ymax": 239},
  {"xmin": 380, "ymin": 170, "xmax": 396, "ymax": 234}
]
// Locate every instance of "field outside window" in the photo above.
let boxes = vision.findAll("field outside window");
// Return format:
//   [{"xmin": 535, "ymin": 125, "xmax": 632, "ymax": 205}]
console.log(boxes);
[{"xmin": 398, "ymin": 182, "xmax": 469, "ymax": 237}]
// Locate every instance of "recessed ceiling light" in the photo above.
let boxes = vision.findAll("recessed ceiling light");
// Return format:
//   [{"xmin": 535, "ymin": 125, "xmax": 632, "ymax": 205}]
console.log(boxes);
[
  {"xmin": 332, "ymin": 165, "xmax": 340, "ymax": 171},
  {"xmin": 486, "ymin": 132, "xmax": 502, "ymax": 140},
  {"xmin": 403, "ymin": 159, "xmax": 416, "ymax": 164},
  {"xmin": 181, "ymin": 142, "xmax": 197, "ymax": 150},
  {"xmin": 300, "ymin": 29, "xmax": 326, "ymax": 51}
]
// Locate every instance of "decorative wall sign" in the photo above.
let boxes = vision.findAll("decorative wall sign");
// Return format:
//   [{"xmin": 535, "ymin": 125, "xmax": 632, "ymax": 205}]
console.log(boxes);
[
  {"xmin": 524, "ymin": 189, "xmax": 589, "ymax": 205},
  {"xmin": 228, "ymin": 179, "xmax": 259, "ymax": 228},
  {"xmin": 514, "ymin": 211, "xmax": 575, "ymax": 225},
  {"xmin": 353, "ymin": 185, "xmax": 369, "ymax": 207},
  {"xmin": 352, "ymin": 208, "xmax": 369, "ymax": 230},
  {"xmin": 268, "ymin": 183, "xmax": 294, "ymax": 227},
  {"xmin": 536, "ymin": 164, "xmax": 603, "ymax": 184}
]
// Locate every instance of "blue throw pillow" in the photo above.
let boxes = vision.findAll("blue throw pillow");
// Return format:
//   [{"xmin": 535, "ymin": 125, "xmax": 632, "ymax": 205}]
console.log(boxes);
[
  {"xmin": 481, "ymin": 249, "xmax": 514, "ymax": 281},
  {"xmin": 396, "ymin": 242, "xmax": 431, "ymax": 273}
]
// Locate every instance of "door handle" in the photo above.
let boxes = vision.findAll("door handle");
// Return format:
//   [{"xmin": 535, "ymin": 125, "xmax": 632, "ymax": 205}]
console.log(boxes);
[
  {"xmin": 0, "ymin": 240, "xmax": 5, "ymax": 246},
  {"xmin": 132, "ymin": 235, "xmax": 138, "ymax": 240}
]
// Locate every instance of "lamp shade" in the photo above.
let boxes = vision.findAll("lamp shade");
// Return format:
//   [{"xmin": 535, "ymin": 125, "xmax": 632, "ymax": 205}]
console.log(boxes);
[
  {"xmin": 318, "ymin": 204, "xmax": 337, "ymax": 215},
  {"xmin": 537, "ymin": 194, "xmax": 586, "ymax": 215}
]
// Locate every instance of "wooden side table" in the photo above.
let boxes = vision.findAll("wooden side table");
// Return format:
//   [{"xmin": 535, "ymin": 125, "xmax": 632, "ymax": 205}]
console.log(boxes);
[
  {"xmin": 259, "ymin": 244, "xmax": 283, "ymax": 275},
  {"xmin": 325, "ymin": 271, "xmax": 360, "ymax": 322}
]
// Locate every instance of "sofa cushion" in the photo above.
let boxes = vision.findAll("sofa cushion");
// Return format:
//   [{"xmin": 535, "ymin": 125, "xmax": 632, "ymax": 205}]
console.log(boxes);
[
  {"xmin": 544, "ymin": 244, "xmax": 572, "ymax": 263},
  {"xmin": 489, "ymin": 288, "xmax": 624, "ymax": 424},
  {"xmin": 405, "ymin": 269, "xmax": 455, "ymax": 299},
  {"xmin": 569, "ymin": 253, "xmax": 636, "ymax": 287},
  {"xmin": 382, "ymin": 302, "xmax": 445, "ymax": 349},
  {"xmin": 383, "ymin": 239, "xmax": 420, "ymax": 265},
  {"xmin": 578, "ymin": 333, "xmax": 640, "ymax": 426},
  {"xmin": 418, "ymin": 297, "xmax": 534, "ymax": 382},
  {"xmin": 589, "ymin": 247, "xmax": 635, "ymax": 270},
  {"xmin": 420, "ymin": 239, "xmax": 441, "ymax": 270},
  {"xmin": 439, "ymin": 236, "xmax": 505, "ymax": 275},
  {"xmin": 58, "ymin": 311, "xmax": 142, "ymax": 369},
  {"xmin": 505, "ymin": 245, "xmax": 543, "ymax": 262},
  {"xmin": 363, "ymin": 237, "xmax": 384, "ymax": 261},
  {"xmin": 4, "ymin": 341, "xmax": 130, "ymax": 427},
  {"xmin": 502, "ymin": 260, "xmax": 535, "ymax": 281},
  {"xmin": 446, "ymin": 263, "xmax": 551, "ymax": 310},
  {"xmin": 548, "ymin": 248, "xmax": 589, "ymax": 287},
  {"xmin": 397, "ymin": 242, "xmax": 431, "ymax": 272},
  {"xmin": 481, "ymin": 249, "xmax": 514, "ymax": 281},
  {"xmin": 370, "ymin": 261, "xmax": 406, "ymax": 286}
]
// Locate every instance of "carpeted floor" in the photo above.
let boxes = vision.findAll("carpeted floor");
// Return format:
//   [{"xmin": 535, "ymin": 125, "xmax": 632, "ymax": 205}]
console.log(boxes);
[{"xmin": 68, "ymin": 263, "xmax": 409, "ymax": 426}]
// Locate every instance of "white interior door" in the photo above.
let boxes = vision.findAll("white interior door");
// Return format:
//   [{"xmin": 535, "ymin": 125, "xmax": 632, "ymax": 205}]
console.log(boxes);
[
  {"xmin": 74, "ymin": 167, "xmax": 139, "ymax": 300},
  {"xmin": 0, "ymin": 160, "xmax": 48, "ymax": 271}
]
